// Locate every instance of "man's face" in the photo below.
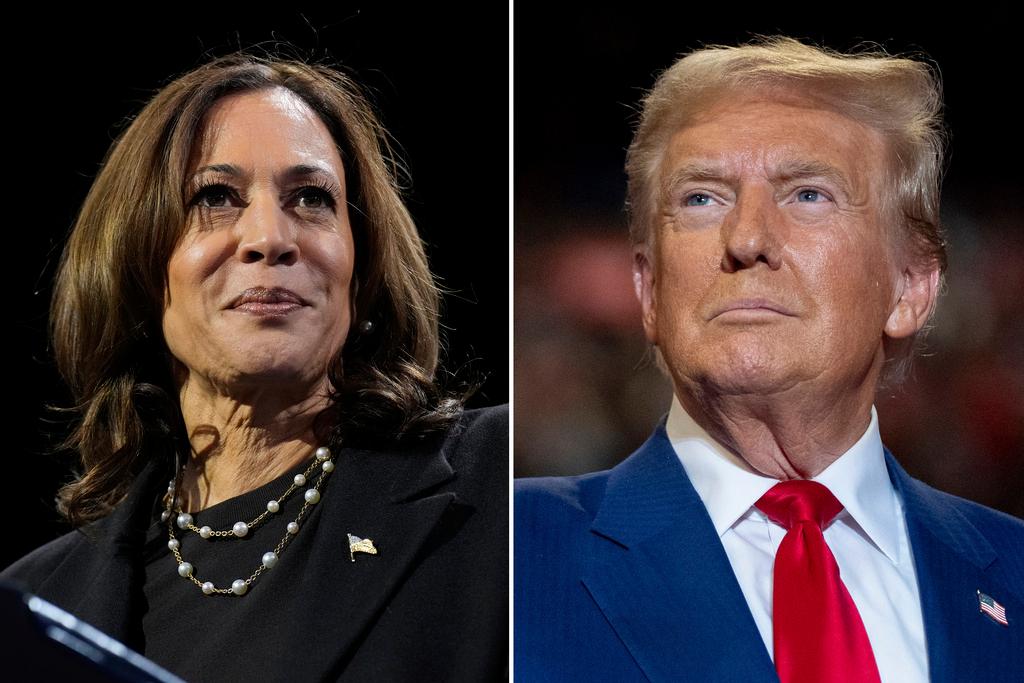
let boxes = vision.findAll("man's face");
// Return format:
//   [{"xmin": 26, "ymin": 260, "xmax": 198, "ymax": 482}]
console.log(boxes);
[{"xmin": 636, "ymin": 92, "xmax": 926, "ymax": 400}]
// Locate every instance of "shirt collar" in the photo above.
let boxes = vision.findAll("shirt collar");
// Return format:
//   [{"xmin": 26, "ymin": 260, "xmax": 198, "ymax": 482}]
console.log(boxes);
[{"xmin": 666, "ymin": 395, "xmax": 902, "ymax": 564}]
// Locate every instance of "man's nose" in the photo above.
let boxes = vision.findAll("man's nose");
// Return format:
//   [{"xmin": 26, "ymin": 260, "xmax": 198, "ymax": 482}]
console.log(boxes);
[
  {"xmin": 235, "ymin": 194, "xmax": 299, "ymax": 266},
  {"xmin": 720, "ymin": 187, "xmax": 784, "ymax": 272}
]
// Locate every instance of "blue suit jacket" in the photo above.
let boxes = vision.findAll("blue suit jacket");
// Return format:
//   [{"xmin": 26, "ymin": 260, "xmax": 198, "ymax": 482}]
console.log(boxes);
[{"xmin": 515, "ymin": 421, "xmax": 1024, "ymax": 682}]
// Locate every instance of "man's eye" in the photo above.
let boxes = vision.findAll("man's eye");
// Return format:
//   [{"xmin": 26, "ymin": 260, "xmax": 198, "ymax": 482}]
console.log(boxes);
[
  {"xmin": 685, "ymin": 193, "xmax": 713, "ymax": 207},
  {"xmin": 797, "ymin": 189, "xmax": 825, "ymax": 202}
]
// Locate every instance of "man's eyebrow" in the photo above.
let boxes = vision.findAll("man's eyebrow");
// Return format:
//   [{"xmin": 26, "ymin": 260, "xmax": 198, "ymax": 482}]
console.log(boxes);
[
  {"xmin": 771, "ymin": 160, "xmax": 854, "ymax": 195},
  {"xmin": 661, "ymin": 159, "xmax": 855, "ymax": 197},
  {"xmin": 660, "ymin": 162, "xmax": 736, "ymax": 199}
]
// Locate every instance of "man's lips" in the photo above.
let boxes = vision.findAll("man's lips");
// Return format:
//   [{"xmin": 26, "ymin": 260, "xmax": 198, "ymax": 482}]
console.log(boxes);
[
  {"xmin": 709, "ymin": 298, "xmax": 796, "ymax": 320},
  {"xmin": 228, "ymin": 287, "xmax": 306, "ymax": 311}
]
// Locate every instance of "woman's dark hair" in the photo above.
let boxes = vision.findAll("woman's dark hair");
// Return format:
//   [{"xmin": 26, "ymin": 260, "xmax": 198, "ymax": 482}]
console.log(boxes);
[{"xmin": 52, "ymin": 50, "xmax": 465, "ymax": 527}]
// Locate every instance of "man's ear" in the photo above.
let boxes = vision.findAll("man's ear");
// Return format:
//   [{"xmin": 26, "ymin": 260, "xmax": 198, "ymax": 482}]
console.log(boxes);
[
  {"xmin": 884, "ymin": 261, "xmax": 941, "ymax": 340},
  {"xmin": 633, "ymin": 246, "xmax": 658, "ymax": 345}
]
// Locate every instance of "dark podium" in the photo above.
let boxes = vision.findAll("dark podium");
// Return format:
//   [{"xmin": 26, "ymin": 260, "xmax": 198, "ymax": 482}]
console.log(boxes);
[{"xmin": 0, "ymin": 582, "xmax": 185, "ymax": 682}]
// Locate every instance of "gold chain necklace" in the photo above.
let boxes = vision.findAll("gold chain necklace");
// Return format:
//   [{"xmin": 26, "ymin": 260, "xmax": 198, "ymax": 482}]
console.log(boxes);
[{"xmin": 161, "ymin": 446, "xmax": 335, "ymax": 596}]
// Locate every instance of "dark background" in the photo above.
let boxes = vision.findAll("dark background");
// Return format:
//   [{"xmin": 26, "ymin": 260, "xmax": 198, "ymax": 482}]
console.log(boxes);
[
  {"xmin": 6, "ymin": 9, "xmax": 508, "ymax": 570},
  {"xmin": 515, "ymin": 12, "xmax": 1023, "ymax": 518}
]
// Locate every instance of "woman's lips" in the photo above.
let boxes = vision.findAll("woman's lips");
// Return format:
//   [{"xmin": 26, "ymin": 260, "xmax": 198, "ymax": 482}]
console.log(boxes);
[
  {"xmin": 232, "ymin": 301, "xmax": 303, "ymax": 316},
  {"xmin": 229, "ymin": 287, "xmax": 306, "ymax": 316}
]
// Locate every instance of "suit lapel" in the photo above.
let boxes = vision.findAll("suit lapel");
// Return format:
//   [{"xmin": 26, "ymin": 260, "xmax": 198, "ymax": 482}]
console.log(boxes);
[
  {"xmin": 885, "ymin": 451, "xmax": 1021, "ymax": 682},
  {"xmin": 582, "ymin": 425, "xmax": 778, "ymax": 682},
  {"xmin": 268, "ymin": 438, "xmax": 460, "ymax": 680},
  {"xmin": 50, "ymin": 455, "xmax": 172, "ymax": 651}
]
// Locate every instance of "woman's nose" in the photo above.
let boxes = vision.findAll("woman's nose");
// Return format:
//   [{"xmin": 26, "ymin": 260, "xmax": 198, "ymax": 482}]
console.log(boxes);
[
  {"xmin": 235, "ymin": 193, "xmax": 299, "ymax": 266},
  {"xmin": 720, "ymin": 187, "xmax": 784, "ymax": 272}
]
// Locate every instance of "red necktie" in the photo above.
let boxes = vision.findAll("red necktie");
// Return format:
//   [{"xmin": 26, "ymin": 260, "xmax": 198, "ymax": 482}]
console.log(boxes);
[{"xmin": 755, "ymin": 480, "xmax": 881, "ymax": 683}]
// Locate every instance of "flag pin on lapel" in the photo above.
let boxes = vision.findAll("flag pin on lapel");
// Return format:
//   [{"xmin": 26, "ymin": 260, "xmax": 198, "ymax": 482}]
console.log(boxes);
[
  {"xmin": 977, "ymin": 590, "xmax": 1008, "ymax": 626},
  {"xmin": 348, "ymin": 533, "xmax": 378, "ymax": 562}
]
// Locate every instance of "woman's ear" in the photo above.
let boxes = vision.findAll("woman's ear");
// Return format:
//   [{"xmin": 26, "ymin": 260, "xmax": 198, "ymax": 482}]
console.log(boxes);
[
  {"xmin": 884, "ymin": 262, "xmax": 941, "ymax": 340},
  {"xmin": 348, "ymin": 273, "xmax": 361, "ymax": 332}
]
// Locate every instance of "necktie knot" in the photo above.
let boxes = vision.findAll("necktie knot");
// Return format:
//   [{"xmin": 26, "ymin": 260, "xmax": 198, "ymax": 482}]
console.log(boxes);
[
  {"xmin": 757, "ymin": 479, "xmax": 880, "ymax": 683},
  {"xmin": 755, "ymin": 479, "xmax": 843, "ymax": 530}
]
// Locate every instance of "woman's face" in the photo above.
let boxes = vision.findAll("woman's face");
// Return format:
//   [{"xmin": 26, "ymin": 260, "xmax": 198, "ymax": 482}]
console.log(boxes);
[{"xmin": 162, "ymin": 87, "xmax": 355, "ymax": 395}]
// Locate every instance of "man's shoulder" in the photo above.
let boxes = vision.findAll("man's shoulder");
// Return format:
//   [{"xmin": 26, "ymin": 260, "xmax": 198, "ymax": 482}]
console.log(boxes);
[
  {"xmin": 928, "ymin": 483, "xmax": 1023, "ymax": 539},
  {"xmin": 899, "ymin": 467, "xmax": 1024, "ymax": 583},
  {"xmin": 942, "ymin": 489, "xmax": 1024, "ymax": 536},
  {"xmin": 899, "ymin": 464, "xmax": 1024, "ymax": 538},
  {"xmin": 514, "ymin": 472, "xmax": 614, "ymax": 593},
  {"xmin": 515, "ymin": 469, "xmax": 611, "ymax": 530},
  {"xmin": 515, "ymin": 421, "xmax": 679, "ymax": 532}
]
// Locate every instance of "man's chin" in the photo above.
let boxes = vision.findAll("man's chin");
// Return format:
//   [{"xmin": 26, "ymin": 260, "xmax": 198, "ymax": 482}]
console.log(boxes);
[{"xmin": 668, "ymin": 354, "xmax": 807, "ymax": 400}]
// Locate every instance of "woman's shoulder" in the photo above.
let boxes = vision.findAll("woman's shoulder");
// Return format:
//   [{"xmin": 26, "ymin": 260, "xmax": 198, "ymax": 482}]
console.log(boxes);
[
  {"xmin": 420, "ymin": 403, "xmax": 507, "ymax": 498},
  {"xmin": 3, "ymin": 457, "xmax": 166, "ymax": 598},
  {"xmin": 441, "ymin": 403, "xmax": 507, "ymax": 463},
  {"xmin": 451, "ymin": 403, "xmax": 508, "ymax": 445},
  {"xmin": 1, "ymin": 525, "xmax": 99, "ymax": 596}
]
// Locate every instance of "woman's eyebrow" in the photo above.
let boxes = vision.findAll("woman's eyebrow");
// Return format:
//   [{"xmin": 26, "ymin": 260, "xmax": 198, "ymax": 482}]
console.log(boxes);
[
  {"xmin": 189, "ymin": 163, "xmax": 339, "ymax": 184},
  {"xmin": 190, "ymin": 163, "xmax": 250, "ymax": 180},
  {"xmin": 278, "ymin": 163, "xmax": 340, "ymax": 185}
]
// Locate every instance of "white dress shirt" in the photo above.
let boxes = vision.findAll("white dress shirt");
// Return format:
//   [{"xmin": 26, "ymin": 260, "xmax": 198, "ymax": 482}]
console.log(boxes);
[{"xmin": 666, "ymin": 396, "xmax": 929, "ymax": 683}]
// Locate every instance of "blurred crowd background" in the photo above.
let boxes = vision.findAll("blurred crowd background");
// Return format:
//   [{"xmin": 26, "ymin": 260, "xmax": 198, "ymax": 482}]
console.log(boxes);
[{"xmin": 515, "ymin": 15, "xmax": 1023, "ymax": 518}]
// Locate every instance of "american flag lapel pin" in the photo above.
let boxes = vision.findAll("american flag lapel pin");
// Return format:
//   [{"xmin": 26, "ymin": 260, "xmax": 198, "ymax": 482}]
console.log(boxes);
[
  {"xmin": 977, "ymin": 590, "xmax": 1009, "ymax": 626},
  {"xmin": 348, "ymin": 533, "xmax": 378, "ymax": 562}
]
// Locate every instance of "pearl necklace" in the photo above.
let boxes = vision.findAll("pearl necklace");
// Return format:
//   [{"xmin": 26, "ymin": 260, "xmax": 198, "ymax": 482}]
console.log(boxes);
[{"xmin": 161, "ymin": 446, "xmax": 336, "ymax": 596}]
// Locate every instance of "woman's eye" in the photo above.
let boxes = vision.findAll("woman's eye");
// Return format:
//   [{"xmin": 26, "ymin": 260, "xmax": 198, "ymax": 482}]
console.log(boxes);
[
  {"xmin": 684, "ymin": 193, "xmax": 713, "ymax": 207},
  {"xmin": 295, "ymin": 187, "xmax": 335, "ymax": 210},
  {"xmin": 191, "ymin": 184, "xmax": 236, "ymax": 208},
  {"xmin": 797, "ymin": 189, "xmax": 825, "ymax": 203}
]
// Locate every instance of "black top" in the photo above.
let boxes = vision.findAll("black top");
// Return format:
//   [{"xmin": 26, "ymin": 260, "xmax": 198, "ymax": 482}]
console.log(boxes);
[
  {"xmin": 2, "ymin": 405, "xmax": 508, "ymax": 682},
  {"xmin": 141, "ymin": 455, "xmax": 325, "ymax": 680}
]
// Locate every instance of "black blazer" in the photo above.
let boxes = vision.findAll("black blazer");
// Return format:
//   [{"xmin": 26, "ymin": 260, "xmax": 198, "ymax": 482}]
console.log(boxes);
[{"xmin": 2, "ymin": 405, "xmax": 508, "ymax": 682}]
